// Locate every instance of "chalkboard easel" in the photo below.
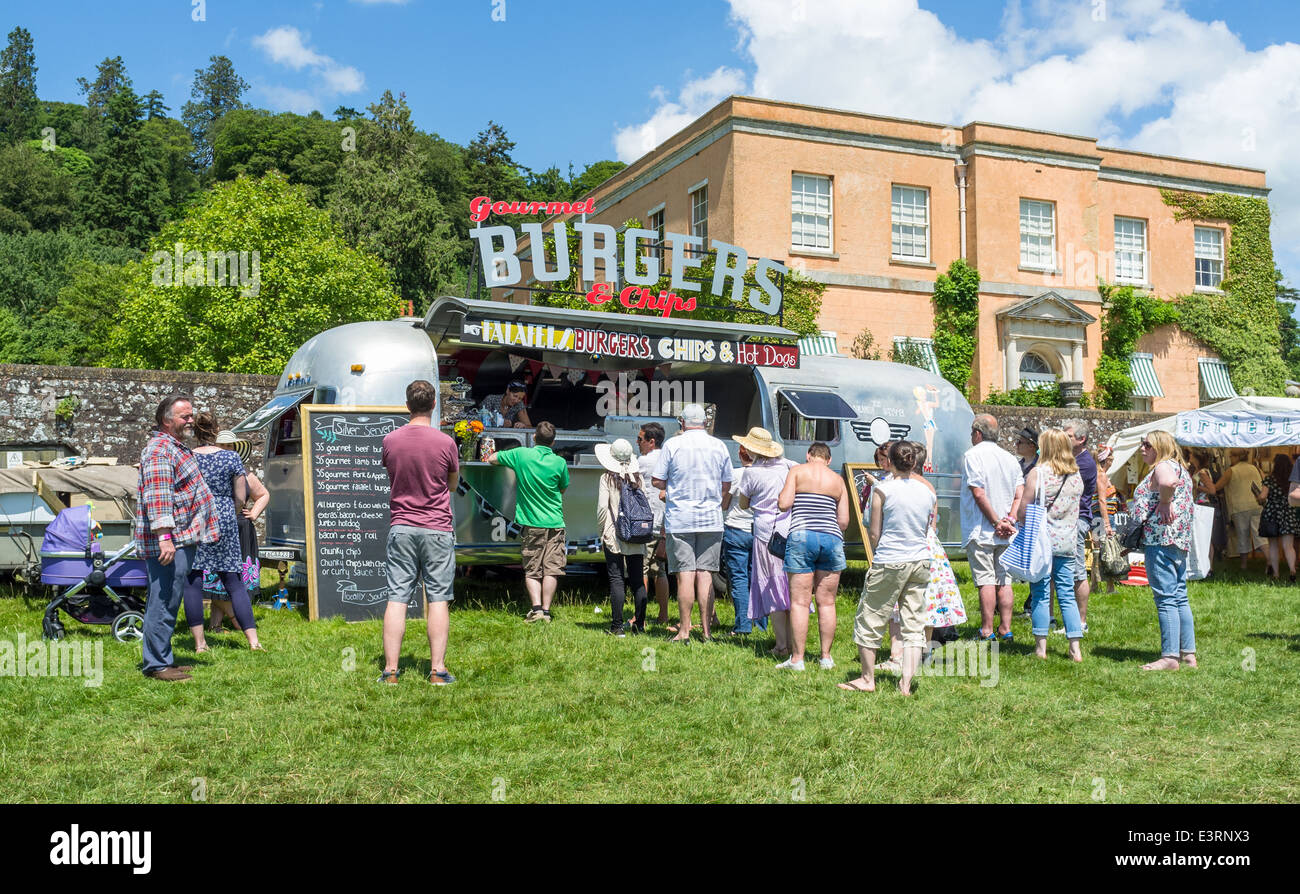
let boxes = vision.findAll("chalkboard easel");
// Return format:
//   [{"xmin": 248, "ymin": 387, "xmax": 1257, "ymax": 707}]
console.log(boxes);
[{"xmin": 301, "ymin": 405, "xmax": 424, "ymax": 622}]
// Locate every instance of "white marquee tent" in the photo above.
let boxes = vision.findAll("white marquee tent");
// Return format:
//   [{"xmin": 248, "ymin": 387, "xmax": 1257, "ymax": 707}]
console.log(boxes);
[{"xmin": 1108, "ymin": 396, "xmax": 1300, "ymax": 483}]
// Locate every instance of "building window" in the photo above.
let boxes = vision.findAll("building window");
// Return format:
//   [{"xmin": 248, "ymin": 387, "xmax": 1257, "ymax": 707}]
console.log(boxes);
[
  {"xmin": 1114, "ymin": 216, "xmax": 1147, "ymax": 284},
  {"xmin": 891, "ymin": 186, "xmax": 929, "ymax": 261},
  {"xmin": 1019, "ymin": 351, "xmax": 1057, "ymax": 389},
  {"xmin": 1019, "ymin": 199, "xmax": 1056, "ymax": 270},
  {"xmin": 791, "ymin": 173, "xmax": 832, "ymax": 251},
  {"xmin": 689, "ymin": 185, "xmax": 708, "ymax": 259},
  {"xmin": 1195, "ymin": 226, "xmax": 1224, "ymax": 289},
  {"xmin": 647, "ymin": 206, "xmax": 665, "ymax": 264}
]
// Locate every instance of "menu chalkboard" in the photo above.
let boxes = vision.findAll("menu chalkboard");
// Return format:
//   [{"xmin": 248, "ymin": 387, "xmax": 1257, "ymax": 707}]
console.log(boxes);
[{"xmin": 301, "ymin": 406, "xmax": 423, "ymax": 621}]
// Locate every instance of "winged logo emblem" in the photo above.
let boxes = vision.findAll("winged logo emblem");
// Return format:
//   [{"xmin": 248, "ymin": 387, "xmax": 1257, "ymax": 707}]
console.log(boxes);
[{"xmin": 850, "ymin": 416, "xmax": 912, "ymax": 445}]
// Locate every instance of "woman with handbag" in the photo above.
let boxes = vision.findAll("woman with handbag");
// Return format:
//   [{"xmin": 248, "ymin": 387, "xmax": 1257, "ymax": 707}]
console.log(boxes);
[
  {"xmin": 1257, "ymin": 453, "xmax": 1298, "ymax": 582},
  {"xmin": 1134, "ymin": 431, "xmax": 1196, "ymax": 671},
  {"xmin": 1017, "ymin": 429, "xmax": 1084, "ymax": 661},
  {"xmin": 733, "ymin": 428, "xmax": 796, "ymax": 658},
  {"xmin": 595, "ymin": 439, "xmax": 649, "ymax": 636}
]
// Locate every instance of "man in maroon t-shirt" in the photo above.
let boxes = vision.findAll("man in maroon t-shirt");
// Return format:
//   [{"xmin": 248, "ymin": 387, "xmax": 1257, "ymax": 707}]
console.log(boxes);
[{"xmin": 379, "ymin": 380, "xmax": 460, "ymax": 685}]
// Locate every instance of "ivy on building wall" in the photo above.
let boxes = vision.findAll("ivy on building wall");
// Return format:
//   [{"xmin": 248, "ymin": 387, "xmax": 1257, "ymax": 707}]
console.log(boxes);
[
  {"xmin": 1161, "ymin": 191, "xmax": 1285, "ymax": 395},
  {"xmin": 930, "ymin": 258, "xmax": 980, "ymax": 399},
  {"xmin": 1094, "ymin": 282, "xmax": 1180, "ymax": 410}
]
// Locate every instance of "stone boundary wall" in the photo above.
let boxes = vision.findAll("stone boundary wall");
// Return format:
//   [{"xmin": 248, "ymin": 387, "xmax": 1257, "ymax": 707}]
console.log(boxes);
[
  {"xmin": 971, "ymin": 404, "xmax": 1165, "ymax": 452},
  {"xmin": 0, "ymin": 364, "xmax": 279, "ymax": 468}
]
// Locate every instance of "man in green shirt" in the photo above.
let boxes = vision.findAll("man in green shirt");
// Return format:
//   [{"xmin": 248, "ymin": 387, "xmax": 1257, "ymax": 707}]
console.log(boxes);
[{"xmin": 487, "ymin": 421, "xmax": 570, "ymax": 622}]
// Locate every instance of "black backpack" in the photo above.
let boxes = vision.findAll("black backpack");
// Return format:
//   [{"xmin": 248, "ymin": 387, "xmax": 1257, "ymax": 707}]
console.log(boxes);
[{"xmin": 615, "ymin": 478, "xmax": 655, "ymax": 544}]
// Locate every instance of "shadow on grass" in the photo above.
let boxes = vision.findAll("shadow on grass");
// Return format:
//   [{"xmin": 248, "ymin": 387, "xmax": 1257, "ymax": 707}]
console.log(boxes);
[
  {"xmin": 1246, "ymin": 631, "xmax": 1300, "ymax": 642},
  {"xmin": 1090, "ymin": 646, "xmax": 1155, "ymax": 663}
]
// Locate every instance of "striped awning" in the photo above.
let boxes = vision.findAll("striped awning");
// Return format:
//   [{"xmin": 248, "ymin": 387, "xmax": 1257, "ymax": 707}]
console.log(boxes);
[
  {"xmin": 893, "ymin": 337, "xmax": 941, "ymax": 376},
  {"xmin": 1129, "ymin": 353, "xmax": 1163, "ymax": 398},
  {"xmin": 798, "ymin": 332, "xmax": 839, "ymax": 356},
  {"xmin": 1198, "ymin": 358, "xmax": 1238, "ymax": 400}
]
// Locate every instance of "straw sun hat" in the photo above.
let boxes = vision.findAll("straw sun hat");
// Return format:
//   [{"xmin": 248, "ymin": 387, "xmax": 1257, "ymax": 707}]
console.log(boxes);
[
  {"xmin": 732, "ymin": 426, "xmax": 784, "ymax": 458},
  {"xmin": 595, "ymin": 439, "xmax": 639, "ymax": 475},
  {"xmin": 215, "ymin": 430, "xmax": 253, "ymax": 463}
]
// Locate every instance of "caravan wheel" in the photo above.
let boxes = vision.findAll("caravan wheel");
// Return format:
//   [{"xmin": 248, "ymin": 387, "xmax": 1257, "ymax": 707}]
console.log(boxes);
[{"xmin": 112, "ymin": 612, "xmax": 145, "ymax": 643}]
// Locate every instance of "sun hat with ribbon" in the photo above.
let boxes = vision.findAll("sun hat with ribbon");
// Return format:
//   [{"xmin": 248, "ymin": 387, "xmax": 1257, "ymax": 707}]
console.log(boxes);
[
  {"xmin": 215, "ymin": 430, "xmax": 253, "ymax": 463},
  {"xmin": 732, "ymin": 426, "xmax": 784, "ymax": 458},
  {"xmin": 595, "ymin": 438, "xmax": 639, "ymax": 475}
]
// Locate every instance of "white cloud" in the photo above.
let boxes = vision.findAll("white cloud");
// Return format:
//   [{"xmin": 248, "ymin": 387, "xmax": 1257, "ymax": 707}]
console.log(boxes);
[
  {"xmin": 614, "ymin": 0, "xmax": 1300, "ymax": 279},
  {"xmin": 613, "ymin": 67, "xmax": 747, "ymax": 162},
  {"xmin": 253, "ymin": 25, "xmax": 365, "ymax": 115}
]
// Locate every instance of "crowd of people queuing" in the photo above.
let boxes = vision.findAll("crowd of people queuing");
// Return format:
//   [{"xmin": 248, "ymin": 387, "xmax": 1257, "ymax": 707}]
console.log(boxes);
[{"xmin": 133, "ymin": 382, "xmax": 1235, "ymax": 687}]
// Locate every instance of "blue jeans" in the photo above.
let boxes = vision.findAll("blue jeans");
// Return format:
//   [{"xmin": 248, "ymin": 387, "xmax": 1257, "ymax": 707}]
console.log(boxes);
[
  {"xmin": 784, "ymin": 530, "xmax": 846, "ymax": 573},
  {"xmin": 723, "ymin": 526, "xmax": 764, "ymax": 633},
  {"xmin": 1145, "ymin": 544, "xmax": 1195, "ymax": 657},
  {"xmin": 142, "ymin": 545, "xmax": 199, "ymax": 674},
  {"xmin": 1030, "ymin": 554, "xmax": 1082, "ymax": 638}
]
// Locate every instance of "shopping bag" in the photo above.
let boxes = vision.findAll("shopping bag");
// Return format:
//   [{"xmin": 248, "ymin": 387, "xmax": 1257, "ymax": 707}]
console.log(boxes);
[
  {"xmin": 1187, "ymin": 504, "xmax": 1215, "ymax": 581},
  {"xmin": 1098, "ymin": 531, "xmax": 1131, "ymax": 579}
]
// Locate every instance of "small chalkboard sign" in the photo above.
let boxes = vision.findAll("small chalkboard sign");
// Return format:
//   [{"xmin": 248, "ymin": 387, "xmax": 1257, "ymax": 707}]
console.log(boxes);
[
  {"xmin": 301, "ymin": 406, "xmax": 423, "ymax": 622},
  {"xmin": 842, "ymin": 463, "xmax": 878, "ymax": 566}
]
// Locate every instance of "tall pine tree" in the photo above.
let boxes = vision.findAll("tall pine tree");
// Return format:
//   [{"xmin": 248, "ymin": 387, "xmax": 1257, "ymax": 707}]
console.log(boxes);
[
  {"xmin": 83, "ymin": 87, "xmax": 168, "ymax": 247},
  {"xmin": 0, "ymin": 27, "xmax": 38, "ymax": 144},
  {"xmin": 77, "ymin": 55, "xmax": 132, "ymax": 149},
  {"xmin": 182, "ymin": 55, "xmax": 248, "ymax": 172}
]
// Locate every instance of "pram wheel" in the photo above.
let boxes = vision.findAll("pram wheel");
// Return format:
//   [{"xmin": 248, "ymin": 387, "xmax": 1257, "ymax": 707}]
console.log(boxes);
[
  {"xmin": 42, "ymin": 614, "xmax": 65, "ymax": 641},
  {"xmin": 112, "ymin": 611, "xmax": 145, "ymax": 643}
]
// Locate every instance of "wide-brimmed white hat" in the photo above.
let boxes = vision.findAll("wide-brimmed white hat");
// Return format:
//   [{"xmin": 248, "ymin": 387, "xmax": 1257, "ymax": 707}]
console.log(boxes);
[
  {"xmin": 732, "ymin": 426, "xmax": 784, "ymax": 458},
  {"xmin": 216, "ymin": 430, "xmax": 253, "ymax": 462},
  {"xmin": 595, "ymin": 439, "xmax": 638, "ymax": 474}
]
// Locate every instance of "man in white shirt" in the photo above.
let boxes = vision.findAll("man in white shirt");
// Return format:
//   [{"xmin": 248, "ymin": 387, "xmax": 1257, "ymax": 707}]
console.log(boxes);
[
  {"xmin": 653, "ymin": 404, "xmax": 732, "ymax": 641},
  {"xmin": 960, "ymin": 414, "xmax": 1024, "ymax": 641},
  {"xmin": 637, "ymin": 422, "xmax": 670, "ymax": 626}
]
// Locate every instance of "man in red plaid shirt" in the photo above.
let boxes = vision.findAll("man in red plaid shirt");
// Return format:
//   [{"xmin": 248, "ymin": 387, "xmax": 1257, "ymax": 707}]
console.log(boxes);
[{"xmin": 137, "ymin": 395, "xmax": 219, "ymax": 681}]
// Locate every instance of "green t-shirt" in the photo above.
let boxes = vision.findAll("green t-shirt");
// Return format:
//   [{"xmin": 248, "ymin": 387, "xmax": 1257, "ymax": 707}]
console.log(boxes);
[{"xmin": 496, "ymin": 444, "xmax": 569, "ymax": 529}]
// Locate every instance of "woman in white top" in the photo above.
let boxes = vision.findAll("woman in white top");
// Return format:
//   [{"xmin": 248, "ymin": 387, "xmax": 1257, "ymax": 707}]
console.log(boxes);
[
  {"xmin": 595, "ymin": 439, "xmax": 648, "ymax": 636},
  {"xmin": 839, "ymin": 441, "xmax": 935, "ymax": 696},
  {"xmin": 1017, "ymin": 429, "xmax": 1084, "ymax": 661}
]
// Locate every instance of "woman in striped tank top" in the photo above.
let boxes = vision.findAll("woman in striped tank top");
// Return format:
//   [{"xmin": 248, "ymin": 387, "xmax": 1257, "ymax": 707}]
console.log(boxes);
[{"xmin": 775, "ymin": 442, "xmax": 849, "ymax": 671}]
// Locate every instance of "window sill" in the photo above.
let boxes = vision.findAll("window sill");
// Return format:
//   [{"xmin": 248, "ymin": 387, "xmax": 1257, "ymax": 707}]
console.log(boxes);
[
  {"xmin": 789, "ymin": 248, "xmax": 839, "ymax": 260},
  {"xmin": 1193, "ymin": 286, "xmax": 1225, "ymax": 295},
  {"xmin": 1018, "ymin": 265, "xmax": 1061, "ymax": 275},
  {"xmin": 1115, "ymin": 280, "xmax": 1153, "ymax": 290},
  {"xmin": 889, "ymin": 258, "xmax": 935, "ymax": 269}
]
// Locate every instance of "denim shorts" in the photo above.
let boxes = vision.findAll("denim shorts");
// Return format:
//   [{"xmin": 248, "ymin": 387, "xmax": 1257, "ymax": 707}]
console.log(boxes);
[{"xmin": 783, "ymin": 529, "xmax": 846, "ymax": 574}]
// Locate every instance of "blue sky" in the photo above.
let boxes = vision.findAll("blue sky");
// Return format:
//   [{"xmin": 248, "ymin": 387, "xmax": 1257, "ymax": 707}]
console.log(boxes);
[{"xmin": 13, "ymin": 0, "xmax": 1300, "ymax": 284}]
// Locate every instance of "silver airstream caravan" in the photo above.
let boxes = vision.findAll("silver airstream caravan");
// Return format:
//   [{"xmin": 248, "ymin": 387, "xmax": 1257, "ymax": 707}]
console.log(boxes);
[{"xmin": 234, "ymin": 297, "xmax": 974, "ymax": 568}]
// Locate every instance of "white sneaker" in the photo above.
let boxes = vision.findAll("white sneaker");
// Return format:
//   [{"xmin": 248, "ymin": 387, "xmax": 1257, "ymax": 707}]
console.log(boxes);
[
  {"xmin": 819, "ymin": 657, "xmax": 835, "ymax": 670},
  {"xmin": 775, "ymin": 658, "xmax": 805, "ymax": 671}
]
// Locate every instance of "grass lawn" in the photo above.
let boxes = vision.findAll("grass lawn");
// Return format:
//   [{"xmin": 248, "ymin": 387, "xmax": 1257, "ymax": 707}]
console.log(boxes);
[{"xmin": 1, "ymin": 562, "xmax": 1297, "ymax": 803}]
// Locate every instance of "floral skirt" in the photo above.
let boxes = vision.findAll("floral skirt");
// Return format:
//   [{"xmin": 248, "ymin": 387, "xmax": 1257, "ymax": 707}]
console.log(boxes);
[
  {"xmin": 889, "ymin": 529, "xmax": 966, "ymax": 628},
  {"xmin": 204, "ymin": 515, "xmax": 260, "ymax": 598}
]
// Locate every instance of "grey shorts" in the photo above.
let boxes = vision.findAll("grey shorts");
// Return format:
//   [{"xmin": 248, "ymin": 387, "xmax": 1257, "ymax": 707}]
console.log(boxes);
[
  {"xmin": 387, "ymin": 525, "xmax": 455, "ymax": 605},
  {"xmin": 967, "ymin": 541, "xmax": 1009, "ymax": 587},
  {"xmin": 667, "ymin": 530, "xmax": 723, "ymax": 573},
  {"xmin": 1075, "ymin": 518, "xmax": 1091, "ymax": 582}
]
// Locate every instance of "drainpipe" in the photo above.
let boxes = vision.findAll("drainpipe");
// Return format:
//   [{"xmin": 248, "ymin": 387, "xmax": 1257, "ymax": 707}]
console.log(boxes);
[{"xmin": 954, "ymin": 159, "xmax": 968, "ymax": 260}]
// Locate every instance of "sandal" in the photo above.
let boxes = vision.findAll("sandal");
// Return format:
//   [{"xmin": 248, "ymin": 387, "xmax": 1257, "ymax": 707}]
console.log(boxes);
[{"xmin": 377, "ymin": 670, "xmax": 400, "ymax": 684}]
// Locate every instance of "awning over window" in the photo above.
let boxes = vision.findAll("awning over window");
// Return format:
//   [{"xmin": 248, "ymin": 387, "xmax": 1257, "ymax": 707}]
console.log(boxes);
[
  {"xmin": 779, "ymin": 389, "xmax": 857, "ymax": 420},
  {"xmin": 797, "ymin": 333, "xmax": 839, "ymax": 356},
  {"xmin": 231, "ymin": 388, "xmax": 314, "ymax": 435},
  {"xmin": 1129, "ymin": 353, "xmax": 1164, "ymax": 399},
  {"xmin": 893, "ymin": 336, "xmax": 941, "ymax": 376},
  {"xmin": 1198, "ymin": 358, "xmax": 1237, "ymax": 401}
]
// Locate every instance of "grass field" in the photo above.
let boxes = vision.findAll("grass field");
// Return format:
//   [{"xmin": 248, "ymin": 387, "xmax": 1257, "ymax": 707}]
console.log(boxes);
[{"xmin": 1, "ymin": 563, "xmax": 1297, "ymax": 803}]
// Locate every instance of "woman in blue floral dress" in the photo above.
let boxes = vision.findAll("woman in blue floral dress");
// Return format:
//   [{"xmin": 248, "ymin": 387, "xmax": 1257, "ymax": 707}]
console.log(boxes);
[
  {"xmin": 184, "ymin": 413, "xmax": 263, "ymax": 652},
  {"xmin": 1133, "ymin": 431, "xmax": 1194, "ymax": 671}
]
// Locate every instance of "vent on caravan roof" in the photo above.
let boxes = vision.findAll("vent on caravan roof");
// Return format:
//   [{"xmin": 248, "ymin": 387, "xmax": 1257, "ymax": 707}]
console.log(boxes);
[{"xmin": 779, "ymin": 389, "xmax": 857, "ymax": 420}]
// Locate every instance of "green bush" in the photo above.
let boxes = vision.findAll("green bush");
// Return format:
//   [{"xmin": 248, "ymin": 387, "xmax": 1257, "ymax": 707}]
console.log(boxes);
[{"xmin": 982, "ymin": 384, "xmax": 1062, "ymax": 407}]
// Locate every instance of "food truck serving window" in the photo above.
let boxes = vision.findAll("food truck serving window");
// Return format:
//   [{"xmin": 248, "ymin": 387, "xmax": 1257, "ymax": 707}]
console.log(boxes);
[
  {"xmin": 777, "ymin": 390, "xmax": 858, "ymax": 420},
  {"xmin": 231, "ymin": 388, "xmax": 315, "ymax": 435}
]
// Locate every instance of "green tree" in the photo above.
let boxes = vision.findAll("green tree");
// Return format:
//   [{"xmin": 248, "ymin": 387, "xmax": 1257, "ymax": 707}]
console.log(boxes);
[
  {"xmin": 213, "ymin": 109, "xmax": 344, "ymax": 206},
  {"xmin": 181, "ymin": 55, "xmax": 249, "ymax": 171},
  {"xmin": 930, "ymin": 258, "xmax": 980, "ymax": 398},
  {"xmin": 36, "ymin": 100, "xmax": 92, "ymax": 151},
  {"xmin": 28, "ymin": 259, "xmax": 136, "ymax": 365},
  {"xmin": 82, "ymin": 87, "xmax": 169, "ymax": 247},
  {"xmin": 142, "ymin": 89, "xmax": 169, "ymax": 120},
  {"xmin": 76, "ymin": 55, "xmax": 132, "ymax": 149},
  {"xmin": 0, "ymin": 27, "xmax": 39, "ymax": 144},
  {"xmin": 105, "ymin": 172, "xmax": 400, "ymax": 373},
  {"xmin": 1276, "ymin": 266, "xmax": 1300, "ymax": 381},
  {"xmin": 0, "ymin": 142, "xmax": 77, "ymax": 233},
  {"xmin": 329, "ymin": 91, "xmax": 459, "ymax": 313},
  {"xmin": 464, "ymin": 121, "xmax": 528, "ymax": 226},
  {"xmin": 568, "ymin": 160, "xmax": 625, "ymax": 200},
  {"xmin": 143, "ymin": 116, "xmax": 199, "ymax": 213}
]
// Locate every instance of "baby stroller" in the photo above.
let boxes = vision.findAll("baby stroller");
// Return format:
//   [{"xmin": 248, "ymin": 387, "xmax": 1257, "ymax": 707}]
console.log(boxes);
[{"xmin": 40, "ymin": 505, "xmax": 149, "ymax": 642}]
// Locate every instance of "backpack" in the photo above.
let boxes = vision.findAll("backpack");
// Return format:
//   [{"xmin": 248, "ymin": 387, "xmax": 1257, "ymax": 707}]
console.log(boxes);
[{"xmin": 615, "ymin": 477, "xmax": 655, "ymax": 544}]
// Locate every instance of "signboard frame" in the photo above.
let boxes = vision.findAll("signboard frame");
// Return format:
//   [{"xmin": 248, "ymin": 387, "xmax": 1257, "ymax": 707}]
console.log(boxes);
[
  {"xmin": 842, "ymin": 463, "xmax": 878, "ymax": 567},
  {"xmin": 300, "ymin": 404, "xmax": 424, "ymax": 622}
]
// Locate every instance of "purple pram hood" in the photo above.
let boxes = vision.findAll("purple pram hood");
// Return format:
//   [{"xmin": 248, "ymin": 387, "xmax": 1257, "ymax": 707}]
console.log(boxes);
[{"xmin": 40, "ymin": 505, "xmax": 147, "ymax": 587}]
